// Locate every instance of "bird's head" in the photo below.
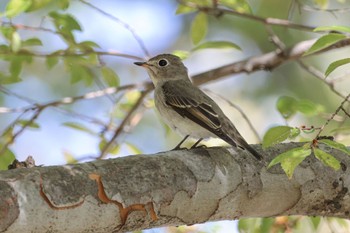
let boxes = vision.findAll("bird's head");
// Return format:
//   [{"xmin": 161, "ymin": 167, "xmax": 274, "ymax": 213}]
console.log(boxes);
[{"xmin": 134, "ymin": 54, "xmax": 189, "ymax": 85}]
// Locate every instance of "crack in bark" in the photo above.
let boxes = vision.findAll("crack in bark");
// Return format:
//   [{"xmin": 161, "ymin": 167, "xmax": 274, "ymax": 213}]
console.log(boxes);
[
  {"xmin": 89, "ymin": 173, "xmax": 157, "ymax": 229},
  {"xmin": 39, "ymin": 176, "xmax": 85, "ymax": 210}
]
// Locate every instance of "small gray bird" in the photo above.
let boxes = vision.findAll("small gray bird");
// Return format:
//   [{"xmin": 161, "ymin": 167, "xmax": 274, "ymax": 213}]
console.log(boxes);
[{"xmin": 134, "ymin": 54, "xmax": 262, "ymax": 160}]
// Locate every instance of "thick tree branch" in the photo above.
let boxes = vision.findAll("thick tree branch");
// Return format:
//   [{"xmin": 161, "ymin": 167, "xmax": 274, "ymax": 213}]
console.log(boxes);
[{"xmin": 1, "ymin": 143, "xmax": 349, "ymax": 232}]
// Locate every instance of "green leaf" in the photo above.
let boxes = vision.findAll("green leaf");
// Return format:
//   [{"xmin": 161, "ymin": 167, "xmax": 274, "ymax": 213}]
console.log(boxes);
[
  {"xmin": 319, "ymin": 139, "xmax": 350, "ymax": 155},
  {"xmin": 63, "ymin": 122, "xmax": 95, "ymax": 135},
  {"xmin": 16, "ymin": 120, "xmax": 40, "ymax": 129},
  {"xmin": 276, "ymin": 96, "xmax": 298, "ymax": 119},
  {"xmin": 325, "ymin": 58, "xmax": 350, "ymax": 77},
  {"xmin": 26, "ymin": 0, "xmax": 51, "ymax": 12},
  {"xmin": 57, "ymin": 0, "xmax": 70, "ymax": 9},
  {"xmin": 21, "ymin": 38, "xmax": 42, "ymax": 47},
  {"xmin": 0, "ymin": 74, "xmax": 22, "ymax": 84},
  {"xmin": 176, "ymin": 4, "xmax": 196, "ymax": 14},
  {"xmin": 191, "ymin": 12, "xmax": 208, "ymax": 45},
  {"xmin": 172, "ymin": 50, "xmax": 190, "ymax": 60},
  {"xmin": 304, "ymin": 33, "xmax": 346, "ymax": 56},
  {"xmin": 296, "ymin": 99, "xmax": 324, "ymax": 116},
  {"xmin": 314, "ymin": 0, "xmax": 328, "ymax": 9},
  {"xmin": 219, "ymin": 0, "xmax": 252, "ymax": 13},
  {"xmin": 314, "ymin": 25, "xmax": 350, "ymax": 33},
  {"xmin": 313, "ymin": 148, "xmax": 340, "ymax": 170},
  {"xmin": 69, "ymin": 65, "xmax": 93, "ymax": 85},
  {"xmin": 0, "ymin": 148, "xmax": 16, "ymax": 170},
  {"xmin": 192, "ymin": 40, "xmax": 241, "ymax": 51},
  {"xmin": 98, "ymin": 137, "xmax": 107, "ymax": 152},
  {"xmin": 77, "ymin": 41, "xmax": 101, "ymax": 51},
  {"xmin": 108, "ymin": 144, "xmax": 121, "ymax": 155},
  {"xmin": 289, "ymin": 128, "xmax": 301, "ymax": 138},
  {"xmin": 268, "ymin": 147, "xmax": 311, "ymax": 178},
  {"xmin": 262, "ymin": 126, "xmax": 293, "ymax": 149},
  {"xmin": 46, "ymin": 56, "xmax": 59, "ymax": 69},
  {"xmin": 0, "ymin": 27, "xmax": 15, "ymax": 41},
  {"xmin": 101, "ymin": 67, "xmax": 120, "ymax": 87},
  {"xmin": 63, "ymin": 151, "xmax": 78, "ymax": 164},
  {"xmin": 125, "ymin": 142, "xmax": 142, "ymax": 154},
  {"xmin": 49, "ymin": 12, "xmax": 82, "ymax": 32},
  {"xmin": 98, "ymin": 137, "xmax": 121, "ymax": 155},
  {"xmin": 309, "ymin": 216, "xmax": 321, "ymax": 230},
  {"xmin": 10, "ymin": 57, "xmax": 23, "ymax": 77},
  {"xmin": 5, "ymin": 0, "xmax": 32, "ymax": 18},
  {"xmin": 11, "ymin": 31, "xmax": 21, "ymax": 53}
]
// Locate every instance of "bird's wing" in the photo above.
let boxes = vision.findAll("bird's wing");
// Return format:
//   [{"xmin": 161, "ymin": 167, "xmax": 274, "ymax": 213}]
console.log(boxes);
[{"xmin": 162, "ymin": 81, "xmax": 229, "ymax": 139}]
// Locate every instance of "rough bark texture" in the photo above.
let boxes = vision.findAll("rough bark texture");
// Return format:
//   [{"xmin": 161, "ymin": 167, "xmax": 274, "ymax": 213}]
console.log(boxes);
[{"xmin": 0, "ymin": 143, "xmax": 349, "ymax": 233}]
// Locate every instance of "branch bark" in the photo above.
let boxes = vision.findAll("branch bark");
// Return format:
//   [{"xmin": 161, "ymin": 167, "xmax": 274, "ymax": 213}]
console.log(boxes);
[{"xmin": 1, "ymin": 143, "xmax": 349, "ymax": 233}]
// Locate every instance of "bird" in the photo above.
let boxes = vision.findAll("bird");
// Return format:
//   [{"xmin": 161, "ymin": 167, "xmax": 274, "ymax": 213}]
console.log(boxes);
[{"xmin": 134, "ymin": 54, "xmax": 262, "ymax": 160}]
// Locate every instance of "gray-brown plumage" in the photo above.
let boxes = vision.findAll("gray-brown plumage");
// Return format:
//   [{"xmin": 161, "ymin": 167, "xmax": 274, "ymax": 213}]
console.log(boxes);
[{"xmin": 134, "ymin": 54, "xmax": 262, "ymax": 160}]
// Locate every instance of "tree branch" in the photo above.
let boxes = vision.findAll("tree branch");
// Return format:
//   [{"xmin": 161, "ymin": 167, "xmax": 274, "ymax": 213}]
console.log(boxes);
[
  {"xmin": 191, "ymin": 38, "xmax": 350, "ymax": 86},
  {"xmin": 1, "ymin": 143, "xmax": 349, "ymax": 232}
]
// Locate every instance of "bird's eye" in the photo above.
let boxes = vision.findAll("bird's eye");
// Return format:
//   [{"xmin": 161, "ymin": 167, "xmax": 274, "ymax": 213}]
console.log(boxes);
[{"xmin": 158, "ymin": 59, "xmax": 168, "ymax": 67}]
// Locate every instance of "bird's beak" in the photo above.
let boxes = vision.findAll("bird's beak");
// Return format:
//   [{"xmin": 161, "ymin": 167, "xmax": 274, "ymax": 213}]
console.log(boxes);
[{"xmin": 134, "ymin": 61, "xmax": 148, "ymax": 67}]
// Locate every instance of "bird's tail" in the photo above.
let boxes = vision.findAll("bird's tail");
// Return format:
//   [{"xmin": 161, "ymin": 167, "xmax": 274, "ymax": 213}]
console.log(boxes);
[{"xmin": 236, "ymin": 137, "xmax": 263, "ymax": 161}]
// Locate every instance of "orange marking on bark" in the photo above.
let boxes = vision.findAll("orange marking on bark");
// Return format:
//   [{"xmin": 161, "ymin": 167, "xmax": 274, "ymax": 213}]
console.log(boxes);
[
  {"xmin": 89, "ymin": 173, "xmax": 158, "ymax": 226},
  {"xmin": 39, "ymin": 176, "xmax": 84, "ymax": 210},
  {"xmin": 147, "ymin": 202, "xmax": 158, "ymax": 221}
]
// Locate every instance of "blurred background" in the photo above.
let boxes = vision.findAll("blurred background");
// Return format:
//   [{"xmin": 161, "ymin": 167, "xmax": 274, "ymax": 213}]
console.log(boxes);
[{"xmin": 0, "ymin": 0, "xmax": 350, "ymax": 232}]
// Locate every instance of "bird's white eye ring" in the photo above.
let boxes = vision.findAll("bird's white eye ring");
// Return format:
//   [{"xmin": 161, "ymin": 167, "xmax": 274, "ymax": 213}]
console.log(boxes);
[{"xmin": 158, "ymin": 59, "xmax": 168, "ymax": 67}]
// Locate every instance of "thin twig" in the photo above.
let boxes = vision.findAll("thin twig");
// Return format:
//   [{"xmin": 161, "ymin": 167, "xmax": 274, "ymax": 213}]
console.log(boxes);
[
  {"xmin": 177, "ymin": 0, "xmax": 317, "ymax": 32},
  {"xmin": 297, "ymin": 61, "xmax": 347, "ymax": 99},
  {"xmin": 0, "ymin": 49, "xmax": 143, "ymax": 60},
  {"xmin": 0, "ymin": 21, "xmax": 59, "ymax": 35},
  {"xmin": 79, "ymin": 0, "xmax": 150, "ymax": 57},
  {"xmin": 315, "ymin": 93, "xmax": 350, "ymax": 139},
  {"xmin": 98, "ymin": 88, "xmax": 152, "ymax": 159},
  {"xmin": 0, "ymin": 108, "xmax": 42, "ymax": 155}
]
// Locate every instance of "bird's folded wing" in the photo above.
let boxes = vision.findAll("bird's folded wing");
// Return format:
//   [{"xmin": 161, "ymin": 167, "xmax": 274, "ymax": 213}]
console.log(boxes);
[{"xmin": 162, "ymin": 81, "xmax": 221, "ymax": 132}]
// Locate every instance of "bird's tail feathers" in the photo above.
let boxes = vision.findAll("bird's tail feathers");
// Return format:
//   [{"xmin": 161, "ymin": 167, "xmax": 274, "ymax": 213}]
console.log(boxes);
[{"xmin": 236, "ymin": 137, "xmax": 263, "ymax": 161}]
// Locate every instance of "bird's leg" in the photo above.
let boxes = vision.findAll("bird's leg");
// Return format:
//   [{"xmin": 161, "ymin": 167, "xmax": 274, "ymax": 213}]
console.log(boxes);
[
  {"xmin": 191, "ymin": 138, "xmax": 205, "ymax": 149},
  {"xmin": 172, "ymin": 135, "xmax": 190, "ymax": 150}
]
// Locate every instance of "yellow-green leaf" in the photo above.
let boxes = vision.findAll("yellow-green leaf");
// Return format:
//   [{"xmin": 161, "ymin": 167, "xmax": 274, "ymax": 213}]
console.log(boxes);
[
  {"xmin": 276, "ymin": 96, "xmax": 298, "ymax": 119},
  {"xmin": 5, "ymin": 0, "xmax": 31, "ymax": 18},
  {"xmin": 176, "ymin": 4, "xmax": 196, "ymax": 14},
  {"xmin": 219, "ymin": 0, "xmax": 252, "ymax": 13},
  {"xmin": 26, "ymin": 0, "xmax": 51, "ymax": 12},
  {"xmin": 21, "ymin": 38, "xmax": 42, "ymax": 47},
  {"xmin": 0, "ymin": 148, "xmax": 16, "ymax": 170},
  {"xmin": 46, "ymin": 56, "xmax": 59, "ymax": 69},
  {"xmin": 304, "ymin": 33, "xmax": 346, "ymax": 56},
  {"xmin": 296, "ymin": 99, "xmax": 324, "ymax": 116},
  {"xmin": 126, "ymin": 142, "xmax": 142, "ymax": 154},
  {"xmin": 262, "ymin": 126, "xmax": 293, "ymax": 149},
  {"xmin": 16, "ymin": 120, "xmax": 40, "ymax": 129},
  {"xmin": 268, "ymin": 146, "xmax": 311, "ymax": 179},
  {"xmin": 314, "ymin": 25, "xmax": 350, "ymax": 33},
  {"xmin": 325, "ymin": 58, "xmax": 350, "ymax": 77},
  {"xmin": 101, "ymin": 67, "xmax": 120, "ymax": 87},
  {"xmin": 319, "ymin": 139, "xmax": 350, "ymax": 155},
  {"xmin": 313, "ymin": 148, "xmax": 340, "ymax": 170},
  {"xmin": 11, "ymin": 31, "xmax": 21, "ymax": 53},
  {"xmin": 63, "ymin": 122, "xmax": 95, "ymax": 135},
  {"xmin": 63, "ymin": 151, "xmax": 78, "ymax": 164},
  {"xmin": 172, "ymin": 50, "xmax": 190, "ymax": 60},
  {"xmin": 191, "ymin": 12, "xmax": 208, "ymax": 45},
  {"xmin": 192, "ymin": 41, "xmax": 241, "ymax": 51}
]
